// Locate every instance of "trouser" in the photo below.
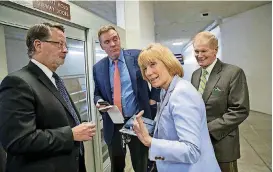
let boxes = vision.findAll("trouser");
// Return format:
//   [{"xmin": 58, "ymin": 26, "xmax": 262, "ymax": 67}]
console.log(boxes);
[
  {"xmin": 218, "ymin": 160, "xmax": 238, "ymax": 172},
  {"xmin": 108, "ymin": 124, "xmax": 148, "ymax": 172}
]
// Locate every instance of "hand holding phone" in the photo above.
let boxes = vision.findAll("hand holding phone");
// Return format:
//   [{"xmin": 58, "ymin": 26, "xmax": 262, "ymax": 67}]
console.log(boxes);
[
  {"xmin": 96, "ymin": 100, "xmax": 111, "ymax": 112},
  {"xmin": 98, "ymin": 101, "xmax": 110, "ymax": 106}
]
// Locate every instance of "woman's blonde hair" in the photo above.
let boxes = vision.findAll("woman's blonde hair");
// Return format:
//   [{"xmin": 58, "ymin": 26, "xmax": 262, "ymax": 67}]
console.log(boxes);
[{"xmin": 138, "ymin": 43, "xmax": 184, "ymax": 81}]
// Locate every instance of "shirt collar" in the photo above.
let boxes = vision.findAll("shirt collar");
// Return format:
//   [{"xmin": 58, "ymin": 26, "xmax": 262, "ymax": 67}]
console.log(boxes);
[
  {"xmin": 108, "ymin": 50, "xmax": 124, "ymax": 65},
  {"xmin": 203, "ymin": 58, "xmax": 217, "ymax": 75},
  {"xmin": 31, "ymin": 59, "xmax": 53, "ymax": 79}
]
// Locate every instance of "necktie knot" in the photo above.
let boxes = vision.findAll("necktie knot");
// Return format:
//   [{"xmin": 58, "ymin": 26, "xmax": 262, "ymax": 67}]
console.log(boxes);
[
  {"xmin": 114, "ymin": 59, "xmax": 118, "ymax": 65},
  {"xmin": 52, "ymin": 72, "xmax": 60, "ymax": 81},
  {"xmin": 202, "ymin": 69, "xmax": 208, "ymax": 76}
]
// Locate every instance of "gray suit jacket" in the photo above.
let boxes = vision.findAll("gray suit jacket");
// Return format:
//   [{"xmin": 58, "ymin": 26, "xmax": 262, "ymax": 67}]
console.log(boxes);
[{"xmin": 191, "ymin": 59, "xmax": 250, "ymax": 162}]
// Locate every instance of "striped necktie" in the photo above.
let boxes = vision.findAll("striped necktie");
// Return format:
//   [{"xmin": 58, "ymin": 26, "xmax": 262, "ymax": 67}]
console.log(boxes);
[
  {"xmin": 198, "ymin": 69, "xmax": 208, "ymax": 95},
  {"xmin": 52, "ymin": 72, "xmax": 83, "ymax": 155}
]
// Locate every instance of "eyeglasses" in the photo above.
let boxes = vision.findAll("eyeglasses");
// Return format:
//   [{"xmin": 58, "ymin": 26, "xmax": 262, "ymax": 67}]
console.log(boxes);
[{"xmin": 42, "ymin": 40, "xmax": 68, "ymax": 49}]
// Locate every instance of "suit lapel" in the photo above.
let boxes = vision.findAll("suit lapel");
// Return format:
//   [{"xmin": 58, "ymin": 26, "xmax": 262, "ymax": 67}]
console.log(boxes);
[
  {"xmin": 38, "ymin": 74, "xmax": 71, "ymax": 113},
  {"xmin": 154, "ymin": 76, "xmax": 180, "ymax": 136},
  {"xmin": 124, "ymin": 51, "xmax": 138, "ymax": 97},
  {"xmin": 102, "ymin": 59, "xmax": 112, "ymax": 103},
  {"xmin": 202, "ymin": 60, "xmax": 222, "ymax": 103},
  {"xmin": 192, "ymin": 68, "xmax": 202, "ymax": 90},
  {"xmin": 27, "ymin": 62, "xmax": 71, "ymax": 113}
]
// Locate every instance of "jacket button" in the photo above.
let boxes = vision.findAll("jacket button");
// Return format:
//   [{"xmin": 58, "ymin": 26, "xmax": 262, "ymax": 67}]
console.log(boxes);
[{"xmin": 76, "ymin": 156, "xmax": 79, "ymax": 161}]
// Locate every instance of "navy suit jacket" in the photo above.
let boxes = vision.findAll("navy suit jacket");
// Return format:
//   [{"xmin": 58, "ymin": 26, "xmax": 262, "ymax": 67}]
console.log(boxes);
[{"xmin": 93, "ymin": 49, "xmax": 157, "ymax": 145}]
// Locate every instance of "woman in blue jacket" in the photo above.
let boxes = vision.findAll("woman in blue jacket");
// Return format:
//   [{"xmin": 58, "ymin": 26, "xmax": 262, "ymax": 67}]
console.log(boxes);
[{"xmin": 133, "ymin": 43, "xmax": 220, "ymax": 172}]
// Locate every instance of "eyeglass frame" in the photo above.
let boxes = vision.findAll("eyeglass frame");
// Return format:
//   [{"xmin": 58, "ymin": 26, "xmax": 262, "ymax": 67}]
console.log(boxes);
[{"xmin": 41, "ymin": 40, "xmax": 68, "ymax": 50}]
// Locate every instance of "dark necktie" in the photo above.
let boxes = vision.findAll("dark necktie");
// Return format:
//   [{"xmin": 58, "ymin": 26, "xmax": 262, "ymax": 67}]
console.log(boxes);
[{"xmin": 52, "ymin": 72, "xmax": 83, "ymax": 155}]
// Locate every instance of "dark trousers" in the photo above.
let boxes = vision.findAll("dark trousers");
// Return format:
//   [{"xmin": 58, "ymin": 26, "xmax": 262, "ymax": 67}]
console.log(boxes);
[
  {"xmin": 79, "ymin": 154, "xmax": 86, "ymax": 172},
  {"xmin": 0, "ymin": 144, "xmax": 6, "ymax": 172},
  {"xmin": 219, "ymin": 161, "xmax": 238, "ymax": 172},
  {"xmin": 108, "ymin": 124, "xmax": 148, "ymax": 172}
]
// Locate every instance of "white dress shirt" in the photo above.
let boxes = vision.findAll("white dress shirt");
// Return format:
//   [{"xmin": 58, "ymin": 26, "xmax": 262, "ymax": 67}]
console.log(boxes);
[
  {"xmin": 203, "ymin": 58, "xmax": 218, "ymax": 80},
  {"xmin": 31, "ymin": 59, "xmax": 57, "ymax": 88}
]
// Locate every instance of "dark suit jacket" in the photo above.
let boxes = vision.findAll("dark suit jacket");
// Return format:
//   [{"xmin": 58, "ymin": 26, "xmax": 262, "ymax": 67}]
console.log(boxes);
[
  {"xmin": 0, "ymin": 62, "xmax": 85, "ymax": 172},
  {"xmin": 191, "ymin": 59, "xmax": 250, "ymax": 162},
  {"xmin": 93, "ymin": 49, "xmax": 157, "ymax": 145},
  {"xmin": 0, "ymin": 144, "xmax": 6, "ymax": 172}
]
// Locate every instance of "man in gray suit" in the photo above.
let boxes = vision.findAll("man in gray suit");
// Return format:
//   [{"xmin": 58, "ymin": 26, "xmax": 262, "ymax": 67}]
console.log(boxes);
[{"xmin": 191, "ymin": 31, "xmax": 250, "ymax": 172}]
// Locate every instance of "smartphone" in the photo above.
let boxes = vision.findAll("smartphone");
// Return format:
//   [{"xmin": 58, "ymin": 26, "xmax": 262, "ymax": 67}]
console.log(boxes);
[{"xmin": 98, "ymin": 101, "xmax": 110, "ymax": 106}]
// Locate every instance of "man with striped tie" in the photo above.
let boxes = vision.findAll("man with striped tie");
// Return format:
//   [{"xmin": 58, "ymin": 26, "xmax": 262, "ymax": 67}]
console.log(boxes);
[
  {"xmin": 0, "ymin": 23, "xmax": 95, "ymax": 172},
  {"xmin": 191, "ymin": 31, "xmax": 250, "ymax": 172}
]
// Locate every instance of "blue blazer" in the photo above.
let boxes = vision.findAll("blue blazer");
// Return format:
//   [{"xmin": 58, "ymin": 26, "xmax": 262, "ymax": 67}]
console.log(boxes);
[
  {"xmin": 93, "ymin": 49, "xmax": 157, "ymax": 145},
  {"xmin": 149, "ymin": 76, "xmax": 220, "ymax": 172}
]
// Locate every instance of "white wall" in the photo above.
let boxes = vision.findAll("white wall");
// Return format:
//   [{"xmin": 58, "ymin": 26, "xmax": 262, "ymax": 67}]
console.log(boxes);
[
  {"xmin": 139, "ymin": 1, "xmax": 155, "ymax": 48},
  {"xmin": 124, "ymin": 1, "xmax": 141, "ymax": 49},
  {"xmin": 0, "ymin": 25, "xmax": 8, "ymax": 82},
  {"xmin": 220, "ymin": 3, "xmax": 272, "ymax": 114},
  {"xmin": 124, "ymin": 1, "xmax": 155, "ymax": 49}
]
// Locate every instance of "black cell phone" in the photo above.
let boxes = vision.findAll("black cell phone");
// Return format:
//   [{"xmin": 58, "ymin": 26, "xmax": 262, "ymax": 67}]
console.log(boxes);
[{"xmin": 98, "ymin": 101, "xmax": 110, "ymax": 106}]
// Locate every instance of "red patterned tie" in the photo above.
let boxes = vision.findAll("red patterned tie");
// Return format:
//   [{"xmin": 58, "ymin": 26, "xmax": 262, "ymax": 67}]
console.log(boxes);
[{"xmin": 113, "ymin": 60, "xmax": 122, "ymax": 113}]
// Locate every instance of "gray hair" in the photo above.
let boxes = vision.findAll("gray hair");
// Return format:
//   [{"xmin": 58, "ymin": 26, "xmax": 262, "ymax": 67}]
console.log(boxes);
[{"xmin": 26, "ymin": 22, "xmax": 65, "ymax": 58}]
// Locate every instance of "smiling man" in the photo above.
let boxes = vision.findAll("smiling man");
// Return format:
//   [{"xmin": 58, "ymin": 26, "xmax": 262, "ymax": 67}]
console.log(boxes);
[
  {"xmin": 191, "ymin": 31, "xmax": 250, "ymax": 172},
  {"xmin": 93, "ymin": 25, "xmax": 159, "ymax": 172}
]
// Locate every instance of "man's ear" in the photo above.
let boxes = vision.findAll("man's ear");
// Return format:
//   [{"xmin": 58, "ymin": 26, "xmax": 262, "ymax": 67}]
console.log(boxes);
[
  {"xmin": 100, "ymin": 43, "xmax": 104, "ymax": 50},
  {"xmin": 214, "ymin": 46, "xmax": 218, "ymax": 55},
  {"xmin": 33, "ymin": 39, "xmax": 42, "ymax": 53}
]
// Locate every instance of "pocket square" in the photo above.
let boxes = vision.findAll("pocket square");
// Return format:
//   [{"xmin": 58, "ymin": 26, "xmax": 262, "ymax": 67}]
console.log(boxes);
[
  {"xmin": 213, "ymin": 87, "xmax": 222, "ymax": 92},
  {"xmin": 212, "ymin": 87, "xmax": 222, "ymax": 95}
]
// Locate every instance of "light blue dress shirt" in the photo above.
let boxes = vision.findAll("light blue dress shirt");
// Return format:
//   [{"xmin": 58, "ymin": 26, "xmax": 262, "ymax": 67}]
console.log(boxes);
[{"xmin": 109, "ymin": 50, "xmax": 138, "ymax": 117}]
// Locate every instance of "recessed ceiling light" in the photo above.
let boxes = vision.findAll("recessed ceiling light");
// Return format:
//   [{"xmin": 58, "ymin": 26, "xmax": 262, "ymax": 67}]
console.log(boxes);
[{"xmin": 172, "ymin": 42, "xmax": 183, "ymax": 46}]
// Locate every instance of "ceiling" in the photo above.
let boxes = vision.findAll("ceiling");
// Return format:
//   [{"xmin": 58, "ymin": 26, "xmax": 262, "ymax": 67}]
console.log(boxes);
[
  {"xmin": 71, "ymin": 1, "xmax": 116, "ymax": 24},
  {"xmin": 154, "ymin": 1, "xmax": 270, "ymax": 53},
  {"xmin": 70, "ymin": 1, "xmax": 270, "ymax": 53}
]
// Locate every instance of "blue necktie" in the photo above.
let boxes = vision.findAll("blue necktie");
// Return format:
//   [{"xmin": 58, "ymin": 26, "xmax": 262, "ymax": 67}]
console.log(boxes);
[{"xmin": 52, "ymin": 72, "xmax": 83, "ymax": 155}]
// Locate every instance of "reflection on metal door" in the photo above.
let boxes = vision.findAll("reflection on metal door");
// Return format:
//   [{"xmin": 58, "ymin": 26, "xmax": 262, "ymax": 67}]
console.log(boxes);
[{"xmin": 94, "ymin": 41, "xmax": 111, "ymax": 172}]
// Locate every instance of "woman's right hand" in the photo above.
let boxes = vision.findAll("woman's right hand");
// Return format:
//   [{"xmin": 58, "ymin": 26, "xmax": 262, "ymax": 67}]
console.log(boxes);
[{"xmin": 133, "ymin": 110, "xmax": 152, "ymax": 147}]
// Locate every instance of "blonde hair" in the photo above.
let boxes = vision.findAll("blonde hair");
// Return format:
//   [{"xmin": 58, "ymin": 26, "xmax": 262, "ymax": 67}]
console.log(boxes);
[
  {"xmin": 97, "ymin": 25, "xmax": 118, "ymax": 42},
  {"xmin": 193, "ymin": 31, "xmax": 218, "ymax": 50},
  {"xmin": 138, "ymin": 43, "xmax": 184, "ymax": 81}
]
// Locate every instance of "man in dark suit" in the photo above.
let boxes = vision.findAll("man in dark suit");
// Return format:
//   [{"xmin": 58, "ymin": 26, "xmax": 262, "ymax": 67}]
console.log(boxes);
[
  {"xmin": 191, "ymin": 31, "xmax": 250, "ymax": 172},
  {"xmin": 0, "ymin": 23, "xmax": 96, "ymax": 172},
  {"xmin": 93, "ymin": 25, "xmax": 158, "ymax": 172}
]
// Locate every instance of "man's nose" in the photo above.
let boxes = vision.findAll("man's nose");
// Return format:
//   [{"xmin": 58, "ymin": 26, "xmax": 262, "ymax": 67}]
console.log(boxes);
[
  {"xmin": 110, "ymin": 41, "xmax": 115, "ymax": 46},
  {"xmin": 63, "ymin": 47, "xmax": 68, "ymax": 54}
]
